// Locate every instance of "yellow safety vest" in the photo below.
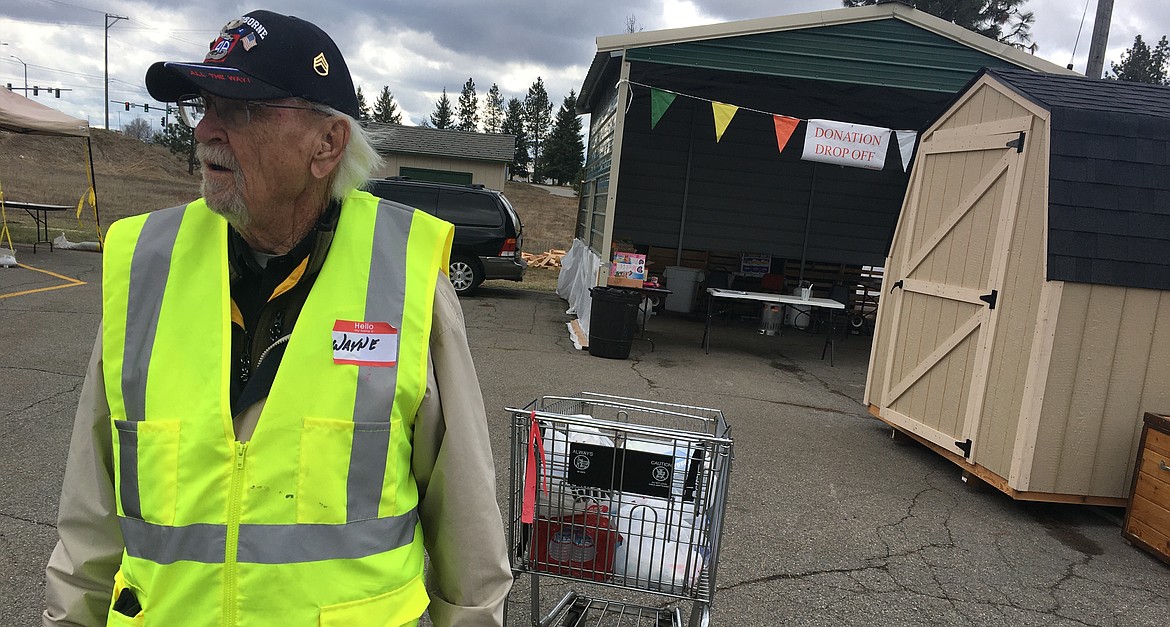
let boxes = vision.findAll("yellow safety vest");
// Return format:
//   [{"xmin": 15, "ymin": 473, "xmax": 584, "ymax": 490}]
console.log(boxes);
[{"xmin": 100, "ymin": 189, "xmax": 453, "ymax": 626}]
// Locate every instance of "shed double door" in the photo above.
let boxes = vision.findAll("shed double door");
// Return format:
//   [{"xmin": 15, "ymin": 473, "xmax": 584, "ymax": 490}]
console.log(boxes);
[{"xmin": 875, "ymin": 117, "xmax": 1031, "ymax": 461}]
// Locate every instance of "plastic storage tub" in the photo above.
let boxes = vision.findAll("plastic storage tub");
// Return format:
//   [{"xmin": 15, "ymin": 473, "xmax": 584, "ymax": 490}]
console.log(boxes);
[{"xmin": 663, "ymin": 266, "xmax": 703, "ymax": 313}]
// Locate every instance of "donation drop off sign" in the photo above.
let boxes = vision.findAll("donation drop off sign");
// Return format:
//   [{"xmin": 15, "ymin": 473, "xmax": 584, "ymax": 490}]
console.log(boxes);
[{"xmin": 801, "ymin": 119, "xmax": 892, "ymax": 170}]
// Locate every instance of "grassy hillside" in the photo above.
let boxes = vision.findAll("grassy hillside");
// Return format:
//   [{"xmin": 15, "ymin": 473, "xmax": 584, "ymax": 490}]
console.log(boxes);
[{"xmin": 0, "ymin": 130, "xmax": 578, "ymax": 277}]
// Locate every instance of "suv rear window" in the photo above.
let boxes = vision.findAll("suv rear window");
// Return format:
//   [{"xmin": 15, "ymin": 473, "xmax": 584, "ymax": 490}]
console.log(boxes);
[
  {"xmin": 372, "ymin": 185, "xmax": 437, "ymax": 212},
  {"xmin": 437, "ymin": 190, "xmax": 503, "ymax": 227}
]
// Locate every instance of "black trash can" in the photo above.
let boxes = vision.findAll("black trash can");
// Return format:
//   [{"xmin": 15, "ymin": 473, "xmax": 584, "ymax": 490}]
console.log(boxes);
[{"xmin": 588, "ymin": 286, "xmax": 642, "ymax": 359}]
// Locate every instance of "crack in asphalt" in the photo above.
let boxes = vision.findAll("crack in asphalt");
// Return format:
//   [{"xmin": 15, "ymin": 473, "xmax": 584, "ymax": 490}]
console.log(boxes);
[
  {"xmin": 0, "ymin": 512, "xmax": 56, "ymax": 529},
  {"xmin": 628, "ymin": 358, "xmax": 657, "ymax": 389},
  {"xmin": 0, "ymin": 365, "xmax": 84, "ymax": 379},
  {"xmin": 722, "ymin": 472, "xmax": 1117, "ymax": 625},
  {"xmin": 0, "ymin": 379, "xmax": 85, "ymax": 420}
]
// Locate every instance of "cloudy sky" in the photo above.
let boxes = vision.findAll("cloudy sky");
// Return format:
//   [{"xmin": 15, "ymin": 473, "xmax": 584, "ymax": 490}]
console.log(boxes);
[{"xmin": 0, "ymin": 0, "xmax": 1166, "ymax": 132}]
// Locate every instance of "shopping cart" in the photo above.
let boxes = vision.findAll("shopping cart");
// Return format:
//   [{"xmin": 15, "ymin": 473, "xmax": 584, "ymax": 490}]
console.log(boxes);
[{"xmin": 506, "ymin": 393, "xmax": 733, "ymax": 626}]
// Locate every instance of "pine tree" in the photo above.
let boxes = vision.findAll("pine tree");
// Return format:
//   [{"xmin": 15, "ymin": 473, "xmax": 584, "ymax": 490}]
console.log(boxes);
[
  {"xmin": 540, "ymin": 91, "xmax": 585, "ymax": 186},
  {"xmin": 456, "ymin": 77, "xmax": 480, "ymax": 132},
  {"xmin": 355, "ymin": 86, "xmax": 371, "ymax": 122},
  {"xmin": 523, "ymin": 77, "xmax": 554, "ymax": 181},
  {"xmin": 1108, "ymin": 35, "xmax": 1170, "ymax": 85},
  {"xmin": 502, "ymin": 97, "xmax": 530, "ymax": 180},
  {"xmin": 430, "ymin": 89, "xmax": 454, "ymax": 129},
  {"xmin": 841, "ymin": 0, "xmax": 1033, "ymax": 46},
  {"xmin": 483, "ymin": 83, "xmax": 505, "ymax": 133},
  {"xmin": 372, "ymin": 86, "xmax": 402, "ymax": 124}
]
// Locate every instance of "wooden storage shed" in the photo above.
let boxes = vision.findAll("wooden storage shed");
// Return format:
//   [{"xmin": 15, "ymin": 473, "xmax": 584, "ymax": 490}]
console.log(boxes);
[{"xmin": 865, "ymin": 68, "xmax": 1170, "ymax": 506}]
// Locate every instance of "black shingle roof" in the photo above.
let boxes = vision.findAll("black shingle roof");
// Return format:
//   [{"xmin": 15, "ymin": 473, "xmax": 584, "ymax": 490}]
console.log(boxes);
[
  {"xmin": 985, "ymin": 68, "xmax": 1170, "ymax": 291},
  {"xmin": 365, "ymin": 123, "xmax": 516, "ymax": 163}
]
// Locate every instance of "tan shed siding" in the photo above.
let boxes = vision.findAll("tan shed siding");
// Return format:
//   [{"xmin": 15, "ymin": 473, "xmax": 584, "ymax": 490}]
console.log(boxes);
[
  {"xmin": 372, "ymin": 155, "xmax": 507, "ymax": 191},
  {"xmin": 975, "ymin": 114, "xmax": 1049, "ymax": 478},
  {"xmin": 1031, "ymin": 284, "xmax": 1170, "ymax": 497}
]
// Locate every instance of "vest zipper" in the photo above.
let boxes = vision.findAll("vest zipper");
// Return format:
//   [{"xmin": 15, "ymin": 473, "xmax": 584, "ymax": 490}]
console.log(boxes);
[{"xmin": 225, "ymin": 440, "xmax": 248, "ymax": 626}]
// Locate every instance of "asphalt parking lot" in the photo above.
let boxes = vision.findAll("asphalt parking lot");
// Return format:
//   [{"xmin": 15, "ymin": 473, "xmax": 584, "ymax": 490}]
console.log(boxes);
[{"xmin": 2, "ymin": 246, "xmax": 1168, "ymax": 626}]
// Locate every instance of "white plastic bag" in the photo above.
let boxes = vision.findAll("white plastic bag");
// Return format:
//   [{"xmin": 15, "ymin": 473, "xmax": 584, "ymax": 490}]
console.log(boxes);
[{"xmin": 611, "ymin": 497, "xmax": 706, "ymax": 593}]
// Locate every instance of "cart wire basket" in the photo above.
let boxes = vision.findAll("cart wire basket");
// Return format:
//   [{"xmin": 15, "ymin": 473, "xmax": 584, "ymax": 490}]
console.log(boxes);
[{"xmin": 506, "ymin": 393, "xmax": 733, "ymax": 627}]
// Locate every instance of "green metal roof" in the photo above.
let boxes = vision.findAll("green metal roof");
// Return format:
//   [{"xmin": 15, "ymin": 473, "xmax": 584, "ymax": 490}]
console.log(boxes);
[
  {"xmin": 624, "ymin": 18, "xmax": 1024, "ymax": 94},
  {"xmin": 577, "ymin": 5, "xmax": 1076, "ymax": 112}
]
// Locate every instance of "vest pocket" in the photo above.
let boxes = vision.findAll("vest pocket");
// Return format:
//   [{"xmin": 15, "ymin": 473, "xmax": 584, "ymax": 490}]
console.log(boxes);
[
  {"xmin": 113, "ymin": 419, "xmax": 180, "ymax": 525},
  {"xmin": 105, "ymin": 570, "xmax": 144, "ymax": 626},
  {"xmin": 319, "ymin": 572, "xmax": 428, "ymax": 627}
]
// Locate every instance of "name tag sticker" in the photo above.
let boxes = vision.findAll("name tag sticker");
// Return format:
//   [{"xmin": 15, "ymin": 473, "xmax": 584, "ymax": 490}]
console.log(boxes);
[{"xmin": 332, "ymin": 320, "xmax": 398, "ymax": 367}]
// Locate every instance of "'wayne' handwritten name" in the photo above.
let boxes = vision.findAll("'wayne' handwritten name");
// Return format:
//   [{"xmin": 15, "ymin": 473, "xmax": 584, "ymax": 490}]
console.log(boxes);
[{"xmin": 332, "ymin": 333, "xmax": 381, "ymax": 352}]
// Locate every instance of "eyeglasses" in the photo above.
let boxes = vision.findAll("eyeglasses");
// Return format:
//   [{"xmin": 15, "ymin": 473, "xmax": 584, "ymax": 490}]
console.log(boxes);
[{"xmin": 176, "ymin": 95, "xmax": 323, "ymax": 129}]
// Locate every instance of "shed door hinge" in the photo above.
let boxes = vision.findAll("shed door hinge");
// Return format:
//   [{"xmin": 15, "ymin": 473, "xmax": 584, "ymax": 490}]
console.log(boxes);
[
  {"xmin": 979, "ymin": 289, "xmax": 999, "ymax": 310},
  {"xmin": 955, "ymin": 439, "xmax": 973, "ymax": 458},
  {"xmin": 890, "ymin": 279, "xmax": 904, "ymax": 293},
  {"xmin": 1006, "ymin": 131, "xmax": 1026, "ymax": 153}
]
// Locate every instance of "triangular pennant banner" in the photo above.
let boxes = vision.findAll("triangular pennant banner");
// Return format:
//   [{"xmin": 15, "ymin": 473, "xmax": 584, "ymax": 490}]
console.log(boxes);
[
  {"xmin": 773, "ymin": 115, "xmax": 800, "ymax": 154},
  {"xmin": 896, "ymin": 130, "xmax": 918, "ymax": 171},
  {"xmin": 650, "ymin": 88, "xmax": 676, "ymax": 129},
  {"xmin": 712, "ymin": 102, "xmax": 739, "ymax": 142}
]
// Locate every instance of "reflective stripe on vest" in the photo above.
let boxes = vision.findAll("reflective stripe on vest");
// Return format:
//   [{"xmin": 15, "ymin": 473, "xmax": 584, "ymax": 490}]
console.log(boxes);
[{"xmin": 100, "ymin": 189, "xmax": 453, "ymax": 622}]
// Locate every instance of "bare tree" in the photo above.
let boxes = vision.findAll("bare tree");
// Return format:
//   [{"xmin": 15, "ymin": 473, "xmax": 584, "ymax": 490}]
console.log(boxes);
[
  {"xmin": 122, "ymin": 117, "xmax": 153, "ymax": 142},
  {"xmin": 626, "ymin": 14, "xmax": 644, "ymax": 33}
]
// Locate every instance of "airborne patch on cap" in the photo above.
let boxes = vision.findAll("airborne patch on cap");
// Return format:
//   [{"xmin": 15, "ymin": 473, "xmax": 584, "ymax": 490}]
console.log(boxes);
[{"xmin": 313, "ymin": 53, "xmax": 329, "ymax": 77}]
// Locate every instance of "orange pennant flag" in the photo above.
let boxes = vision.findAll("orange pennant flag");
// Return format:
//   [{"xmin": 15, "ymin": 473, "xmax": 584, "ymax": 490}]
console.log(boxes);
[
  {"xmin": 712, "ymin": 102, "xmax": 738, "ymax": 142},
  {"xmin": 773, "ymin": 115, "xmax": 800, "ymax": 154}
]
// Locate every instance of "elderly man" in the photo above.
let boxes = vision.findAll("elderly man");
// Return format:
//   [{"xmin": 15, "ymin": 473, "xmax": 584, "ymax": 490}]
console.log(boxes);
[{"xmin": 43, "ymin": 10, "xmax": 511, "ymax": 626}]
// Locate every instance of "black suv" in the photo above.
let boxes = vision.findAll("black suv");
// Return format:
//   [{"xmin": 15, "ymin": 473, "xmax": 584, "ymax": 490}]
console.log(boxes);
[{"xmin": 364, "ymin": 177, "xmax": 526, "ymax": 294}]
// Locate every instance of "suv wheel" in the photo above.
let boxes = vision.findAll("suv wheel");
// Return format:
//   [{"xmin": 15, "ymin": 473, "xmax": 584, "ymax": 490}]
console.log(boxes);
[{"xmin": 448, "ymin": 256, "xmax": 482, "ymax": 294}]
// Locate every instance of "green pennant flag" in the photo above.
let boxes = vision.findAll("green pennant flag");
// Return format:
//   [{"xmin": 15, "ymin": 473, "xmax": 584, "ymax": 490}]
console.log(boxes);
[{"xmin": 651, "ymin": 88, "xmax": 676, "ymax": 129}]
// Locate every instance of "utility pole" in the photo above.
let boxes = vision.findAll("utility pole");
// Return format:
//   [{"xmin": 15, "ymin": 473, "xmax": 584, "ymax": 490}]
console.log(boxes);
[
  {"xmin": 105, "ymin": 12, "xmax": 128, "ymax": 130},
  {"xmin": 1085, "ymin": 0, "xmax": 1114, "ymax": 79}
]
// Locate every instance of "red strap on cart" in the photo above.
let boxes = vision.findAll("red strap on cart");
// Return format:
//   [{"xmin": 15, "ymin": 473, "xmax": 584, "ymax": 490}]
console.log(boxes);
[{"xmin": 521, "ymin": 409, "xmax": 547, "ymax": 524}]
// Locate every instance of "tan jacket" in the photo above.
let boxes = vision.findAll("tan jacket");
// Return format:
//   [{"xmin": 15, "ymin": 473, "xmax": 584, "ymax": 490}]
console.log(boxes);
[{"xmin": 43, "ymin": 276, "xmax": 512, "ymax": 626}]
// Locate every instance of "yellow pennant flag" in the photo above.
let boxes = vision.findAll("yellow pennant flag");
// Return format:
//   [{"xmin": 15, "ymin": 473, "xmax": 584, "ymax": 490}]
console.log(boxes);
[{"xmin": 712, "ymin": 102, "xmax": 739, "ymax": 142}]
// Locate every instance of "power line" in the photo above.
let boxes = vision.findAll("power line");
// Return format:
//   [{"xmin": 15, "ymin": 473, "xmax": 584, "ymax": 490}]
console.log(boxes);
[
  {"xmin": 43, "ymin": 0, "xmax": 105, "ymax": 15},
  {"xmin": 1069, "ymin": 0, "xmax": 1093, "ymax": 69}
]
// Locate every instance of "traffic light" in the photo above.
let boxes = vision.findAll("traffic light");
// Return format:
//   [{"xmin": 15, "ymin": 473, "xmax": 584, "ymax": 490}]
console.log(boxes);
[
  {"xmin": 124, "ymin": 102, "xmax": 130, "ymax": 111},
  {"xmin": 144, "ymin": 104, "xmax": 149, "ymax": 112},
  {"xmin": 32, "ymin": 86, "xmax": 38, "ymax": 96},
  {"xmin": 54, "ymin": 89, "xmax": 60, "ymax": 98}
]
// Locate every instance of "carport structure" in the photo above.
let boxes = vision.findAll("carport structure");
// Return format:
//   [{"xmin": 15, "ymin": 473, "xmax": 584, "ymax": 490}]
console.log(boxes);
[{"xmin": 574, "ymin": 4, "xmax": 1071, "ymax": 291}]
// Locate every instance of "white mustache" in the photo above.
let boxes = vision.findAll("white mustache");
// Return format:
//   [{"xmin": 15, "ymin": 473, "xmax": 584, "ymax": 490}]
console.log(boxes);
[{"xmin": 195, "ymin": 143, "xmax": 239, "ymax": 171}]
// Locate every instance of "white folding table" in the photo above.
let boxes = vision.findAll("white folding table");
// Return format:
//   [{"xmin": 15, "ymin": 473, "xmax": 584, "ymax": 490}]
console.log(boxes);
[{"xmin": 702, "ymin": 288, "xmax": 846, "ymax": 363}]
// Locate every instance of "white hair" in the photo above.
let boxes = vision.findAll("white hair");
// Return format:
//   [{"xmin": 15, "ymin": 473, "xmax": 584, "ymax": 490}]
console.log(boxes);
[{"xmin": 308, "ymin": 102, "xmax": 383, "ymax": 201}]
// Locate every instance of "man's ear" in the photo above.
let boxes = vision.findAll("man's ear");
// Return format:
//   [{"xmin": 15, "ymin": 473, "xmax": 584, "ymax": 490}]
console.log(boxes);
[{"xmin": 310, "ymin": 117, "xmax": 351, "ymax": 180}]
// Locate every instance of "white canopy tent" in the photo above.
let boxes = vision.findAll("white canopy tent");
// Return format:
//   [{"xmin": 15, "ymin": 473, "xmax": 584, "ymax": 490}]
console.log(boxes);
[{"xmin": 0, "ymin": 89, "xmax": 100, "ymax": 262}]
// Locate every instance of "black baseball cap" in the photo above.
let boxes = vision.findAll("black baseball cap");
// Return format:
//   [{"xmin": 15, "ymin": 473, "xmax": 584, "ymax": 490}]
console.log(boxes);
[{"xmin": 145, "ymin": 10, "xmax": 359, "ymax": 119}]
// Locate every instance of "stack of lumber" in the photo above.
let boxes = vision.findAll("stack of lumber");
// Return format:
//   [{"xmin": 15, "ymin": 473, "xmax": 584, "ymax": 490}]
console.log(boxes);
[{"xmin": 522, "ymin": 249, "xmax": 566, "ymax": 268}]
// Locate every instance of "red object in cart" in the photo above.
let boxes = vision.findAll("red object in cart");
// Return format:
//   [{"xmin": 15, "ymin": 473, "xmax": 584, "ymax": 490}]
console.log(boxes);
[{"xmin": 534, "ymin": 505, "xmax": 621, "ymax": 582}]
